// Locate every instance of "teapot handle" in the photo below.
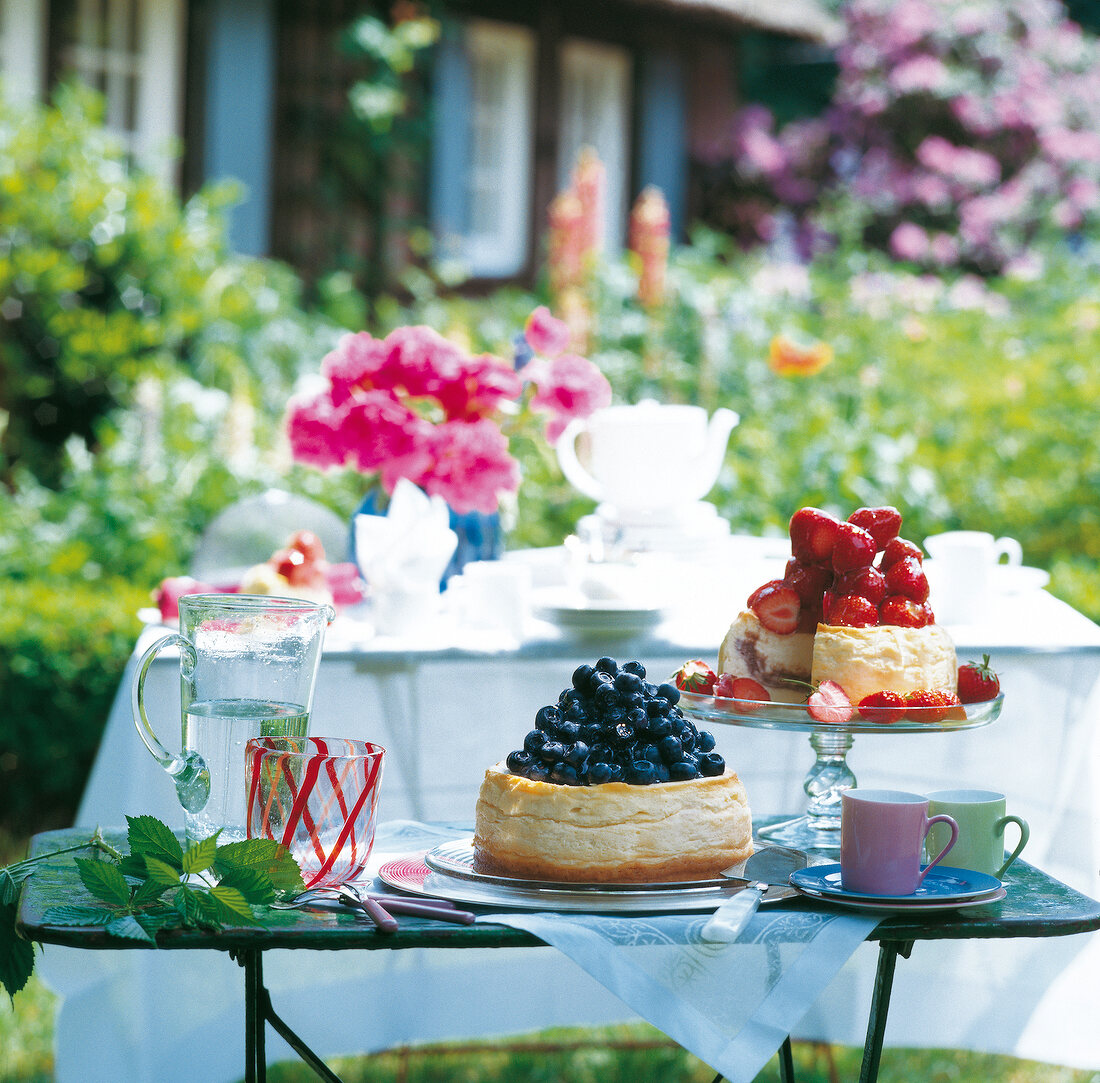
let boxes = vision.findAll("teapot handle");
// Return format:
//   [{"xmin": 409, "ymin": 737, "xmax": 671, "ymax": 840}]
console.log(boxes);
[{"xmin": 555, "ymin": 418, "xmax": 604, "ymax": 502}]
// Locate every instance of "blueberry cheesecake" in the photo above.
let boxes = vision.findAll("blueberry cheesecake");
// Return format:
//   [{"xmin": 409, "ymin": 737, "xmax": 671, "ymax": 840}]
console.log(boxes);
[{"xmin": 472, "ymin": 657, "xmax": 753, "ymax": 883}]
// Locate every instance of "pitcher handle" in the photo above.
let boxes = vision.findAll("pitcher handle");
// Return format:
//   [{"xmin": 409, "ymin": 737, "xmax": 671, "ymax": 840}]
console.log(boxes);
[
  {"xmin": 554, "ymin": 417, "xmax": 603, "ymax": 502},
  {"xmin": 131, "ymin": 633, "xmax": 210, "ymax": 812}
]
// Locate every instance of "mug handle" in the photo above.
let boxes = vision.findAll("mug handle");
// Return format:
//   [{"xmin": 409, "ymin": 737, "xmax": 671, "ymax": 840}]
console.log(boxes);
[
  {"xmin": 994, "ymin": 814, "xmax": 1030, "ymax": 878},
  {"xmin": 131, "ymin": 633, "xmax": 211, "ymax": 812},
  {"xmin": 994, "ymin": 537, "xmax": 1023, "ymax": 566},
  {"xmin": 918, "ymin": 814, "xmax": 959, "ymax": 884}
]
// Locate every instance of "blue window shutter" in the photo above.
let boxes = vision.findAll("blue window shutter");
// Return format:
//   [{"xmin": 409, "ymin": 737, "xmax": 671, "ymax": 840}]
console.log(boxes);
[
  {"xmin": 636, "ymin": 48, "xmax": 687, "ymax": 242},
  {"xmin": 429, "ymin": 19, "xmax": 471, "ymax": 261},
  {"xmin": 203, "ymin": 0, "xmax": 275, "ymax": 255}
]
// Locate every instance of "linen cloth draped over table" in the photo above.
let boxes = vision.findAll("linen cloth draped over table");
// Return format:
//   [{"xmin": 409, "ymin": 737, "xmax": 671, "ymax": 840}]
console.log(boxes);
[{"xmin": 45, "ymin": 537, "xmax": 1100, "ymax": 1081}]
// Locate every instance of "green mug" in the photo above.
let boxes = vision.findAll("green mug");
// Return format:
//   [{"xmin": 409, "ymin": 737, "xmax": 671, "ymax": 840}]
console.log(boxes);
[{"xmin": 925, "ymin": 789, "xmax": 1030, "ymax": 879}]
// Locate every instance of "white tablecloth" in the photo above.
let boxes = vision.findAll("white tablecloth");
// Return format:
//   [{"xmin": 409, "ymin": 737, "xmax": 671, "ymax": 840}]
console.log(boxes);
[{"xmin": 39, "ymin": 540, "xmax": 1100, "ymax": 1080}]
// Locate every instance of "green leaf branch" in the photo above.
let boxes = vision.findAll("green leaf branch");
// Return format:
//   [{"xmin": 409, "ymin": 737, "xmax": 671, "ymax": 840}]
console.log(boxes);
[{"xmin": 0, "ymin": 815, "xmax": 304, "ymax": 1001}]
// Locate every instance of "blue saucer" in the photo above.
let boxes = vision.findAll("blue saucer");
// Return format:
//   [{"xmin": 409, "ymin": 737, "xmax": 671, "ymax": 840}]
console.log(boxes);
[{"xmin": 790, "ymin": 863, "xmax": 1002, "ymax": 903}]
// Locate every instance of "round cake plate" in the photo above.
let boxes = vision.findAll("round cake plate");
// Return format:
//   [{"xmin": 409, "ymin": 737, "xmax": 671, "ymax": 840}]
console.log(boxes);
[
  {"xmin": 377, "ymin": 838, "xmax": 800, "ymax": 914},
  {"xmin": 677, "ymin": 690, "xmax": 1004, "ymax": 733},
  {"xmin": 677, "ymin": 692, "xmax": 1005, "ymax": 857}
]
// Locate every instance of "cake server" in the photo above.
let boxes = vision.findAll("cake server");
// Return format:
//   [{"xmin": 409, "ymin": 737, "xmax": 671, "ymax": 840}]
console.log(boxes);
[{"xmin": 701, "ymin": 846, "xmax": 808, "ymax": 942}]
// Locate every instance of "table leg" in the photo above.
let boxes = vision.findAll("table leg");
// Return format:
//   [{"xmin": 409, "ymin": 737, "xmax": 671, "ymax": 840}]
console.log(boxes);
[
  {"xmin": 242, "ymin": 949, "xmax": 265, "ymax": 1083},
  {"xmin": 711, "ymin": 1035, "xmax": 796, "ymax": 1083},
  {"xmin": 859, "ymin": 940, "xmax": 913, "ymax": 1083},
  {"xmin": 236, "ymin": 947, "xmax": 346, "ymax": 1083}
]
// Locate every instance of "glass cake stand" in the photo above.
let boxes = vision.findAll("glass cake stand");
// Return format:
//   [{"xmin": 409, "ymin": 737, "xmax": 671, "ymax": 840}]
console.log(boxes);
[{"xmin": 678, "ymin": 691, "xmax": 1004, "ymax": 855}]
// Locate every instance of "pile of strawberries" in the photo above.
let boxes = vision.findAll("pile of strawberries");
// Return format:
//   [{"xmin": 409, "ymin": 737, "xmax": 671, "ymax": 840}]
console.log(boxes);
[
  {"xmin": 669, "ymin": 504, "xmax": 1004, "ymax": 724},
  {"xmin": 747, "ymin": 505, "xmax": 933, "ymax": 634}
]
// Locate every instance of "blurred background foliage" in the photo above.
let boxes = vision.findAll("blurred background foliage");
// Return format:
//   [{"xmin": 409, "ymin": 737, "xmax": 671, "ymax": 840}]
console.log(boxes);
[{"xmin": 2, "ymin": 0, "xmax": 1100, "ymax": 841}]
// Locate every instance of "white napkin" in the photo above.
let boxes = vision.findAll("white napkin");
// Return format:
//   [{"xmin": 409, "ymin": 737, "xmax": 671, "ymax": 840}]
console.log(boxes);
[
  {"xmin": 367, "ymin": 821, "xmax": 881, "ymax": 1083},
  {"xmin": 354, "ymin": 480, "xmax": 458, "ymax": 590}
]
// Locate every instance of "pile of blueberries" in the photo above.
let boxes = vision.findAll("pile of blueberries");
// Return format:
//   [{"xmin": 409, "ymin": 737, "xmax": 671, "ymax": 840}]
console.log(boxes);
[{"xmin": 505, "ymin": 657, "xmax": 725, "ymax": 786}]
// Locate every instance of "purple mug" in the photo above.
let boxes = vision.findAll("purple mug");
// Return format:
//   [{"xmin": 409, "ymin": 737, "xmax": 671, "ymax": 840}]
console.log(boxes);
[{"xmin": 841, "ymin": 789, "xmax": 959, "ymax": 896}]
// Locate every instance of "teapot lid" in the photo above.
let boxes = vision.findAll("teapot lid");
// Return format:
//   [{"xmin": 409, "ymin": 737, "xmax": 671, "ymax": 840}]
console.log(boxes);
[{"xmin": 595, "ymin": 399, "xmax": 705, "ymax": 425}]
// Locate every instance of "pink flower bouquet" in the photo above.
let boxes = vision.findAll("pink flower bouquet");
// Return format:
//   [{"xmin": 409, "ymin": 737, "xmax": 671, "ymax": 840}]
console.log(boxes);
[{"xmin": 286, "ymin": 309, "xmax": 611, "ymax": 515}]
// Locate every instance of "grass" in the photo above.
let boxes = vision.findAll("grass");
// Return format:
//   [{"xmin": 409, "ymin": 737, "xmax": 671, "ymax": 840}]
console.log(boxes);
[
  {"xmin": 3, "ymin": 985, "xmax": 1098, "ymax": 1083},
  {"xmin": 247, "ymin": 1029, "xmax": 1100, "ymax": 1083}
]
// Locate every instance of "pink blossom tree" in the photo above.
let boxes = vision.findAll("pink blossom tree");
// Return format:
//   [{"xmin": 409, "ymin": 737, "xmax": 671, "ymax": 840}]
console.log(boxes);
[{"xmin": 701, "ymin": 0, "xmax": 1100, "ymax": 273}]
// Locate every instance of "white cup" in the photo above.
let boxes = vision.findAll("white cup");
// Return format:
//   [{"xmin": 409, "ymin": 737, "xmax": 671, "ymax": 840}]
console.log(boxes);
[
  {"xmin": 923, "ymin": 530, "xmax": 1023, "ymax": 623},
  {"xmin": 372, "ymin": 581, "xmax": 442, "ymax": 637},
  {"xmin": 450, "ymin": 560, "xmax": 531, "ymax": 639}
]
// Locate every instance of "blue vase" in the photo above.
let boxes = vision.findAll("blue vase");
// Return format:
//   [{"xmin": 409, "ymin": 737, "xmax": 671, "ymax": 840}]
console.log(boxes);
[
  {"xmin": 444, "ymin": 507, "xmax": 504, "ymax": 583},
  {"xmin": 350, "ymin": 491, "xmax": 503, "ymax": 588}
]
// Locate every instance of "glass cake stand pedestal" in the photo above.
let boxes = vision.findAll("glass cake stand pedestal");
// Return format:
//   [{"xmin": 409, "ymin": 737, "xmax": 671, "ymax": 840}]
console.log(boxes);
[{"xmin": 679, "ymin": 692, "xmax": 1004, "ymax": 856}]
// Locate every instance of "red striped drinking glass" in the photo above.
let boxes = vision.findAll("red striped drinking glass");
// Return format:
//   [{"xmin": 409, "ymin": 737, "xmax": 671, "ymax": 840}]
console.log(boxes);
[{"xmin": 245, "ymin": 736, "xmax": 385, "ymax": 888}]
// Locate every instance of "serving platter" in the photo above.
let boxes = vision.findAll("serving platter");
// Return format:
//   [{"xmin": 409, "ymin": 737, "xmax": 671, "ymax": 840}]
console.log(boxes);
[{"xmin": 377, "ymin": 838, "xmax": 800, "ymax": 914}]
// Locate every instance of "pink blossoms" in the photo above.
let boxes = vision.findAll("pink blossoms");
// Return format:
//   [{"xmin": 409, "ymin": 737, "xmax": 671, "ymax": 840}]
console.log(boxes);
[{"xmin": 286, "ymin": 313, "xmax": 610, "ymax": 514}]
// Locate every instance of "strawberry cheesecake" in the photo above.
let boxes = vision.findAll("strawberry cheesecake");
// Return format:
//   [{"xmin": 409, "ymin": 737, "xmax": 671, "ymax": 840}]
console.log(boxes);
[{"xmin": 713, "ymin": 506, "xmax": 959, "ymax": 713}]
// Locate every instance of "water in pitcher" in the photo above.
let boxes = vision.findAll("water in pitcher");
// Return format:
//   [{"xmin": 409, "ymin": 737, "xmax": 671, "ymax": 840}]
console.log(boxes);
[{"xmin": 182, "ymin": 698, "xmax": 309, "ymax": 844}]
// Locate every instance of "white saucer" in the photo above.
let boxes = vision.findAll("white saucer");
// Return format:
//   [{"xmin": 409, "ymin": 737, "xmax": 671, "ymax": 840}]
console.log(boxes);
[
  {"xmin": 532, "ymin": 589, "xmax": 665, "ymax": 639},
  {"xmin": 992, "ymin": 565, "xmax": 1050, "ymax": 594}
]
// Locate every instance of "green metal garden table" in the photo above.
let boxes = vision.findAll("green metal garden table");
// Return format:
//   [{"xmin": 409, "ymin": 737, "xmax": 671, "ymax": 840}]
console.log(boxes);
[{"xmin": 16, "ymin": 828, "xmax": 1100, "ymax": 1083}]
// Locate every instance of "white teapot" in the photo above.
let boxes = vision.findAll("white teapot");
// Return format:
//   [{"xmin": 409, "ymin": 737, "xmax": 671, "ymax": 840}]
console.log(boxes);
[{"xmin": 556, "ymin": 400, "xmax": 739, "ymax": 517}]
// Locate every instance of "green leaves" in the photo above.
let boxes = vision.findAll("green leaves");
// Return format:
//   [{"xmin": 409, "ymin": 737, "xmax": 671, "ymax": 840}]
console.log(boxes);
[
  {"xmin": 1, "ymin": 817, "xmax": 305, "ymax": 1001},
  {"xmin": 76, "ymin": 858, "xmax": 132, "ymax": 907},
  {"xmin": 0, "ymin": 902, "xmax": 35, "ymax": 1002},
  {"xmin": 126, "ymin": 815, "xmax": 184, "ymax": 867}
]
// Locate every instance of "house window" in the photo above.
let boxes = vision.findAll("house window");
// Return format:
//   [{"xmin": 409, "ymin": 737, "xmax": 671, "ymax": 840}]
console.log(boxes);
[
  {"xmin": 461, "ymin": 19, "xmax": 535, "ymax": 277},
  {"xmin": 431, "ymin": 18, "xmax": 535, "ymax": 279},
  {"xmin": 0, "ymin": 0, "xmax": 47, "ymax": 101},
  {"xmin": 557, "ymin": 39, "xmax": 632, "ymax": 253},
  {"xmin": 51, "ymin": 0, "xmax": 184, "ymax": 184}
]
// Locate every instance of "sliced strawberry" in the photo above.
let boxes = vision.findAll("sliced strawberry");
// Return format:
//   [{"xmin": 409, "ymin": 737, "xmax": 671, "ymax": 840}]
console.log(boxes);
[
  {"xmin": 857, "ymin": 690, "xmax": 907, "ymax": 724},
  {"xmin": 904, "ymin": 689, "xmax": 950, "ymax": 723},
  {"xmin": 807, "ymin": 680, "xmax": 854, "ymax": 724},
  {"xmin": 673, "ymin": 659, "xmax": 718, "ymax": 694},
  {"xmin": 884, "ymin": 555, "xmax": 929, "ymax": 602},
  {"xmin": 848, "ymin": 506, "xmax": 902, "ymax": 550},
  {"xmin": 880, "ymin": 537, "xmax": 923, "ymax": 569},
  {"xmin": 713, "ymin": 672, "xmax": 737, "ymax": 698},
  {"xmin": 957, "ymin": 654, "xmax": 1000, "ymax": 702},
  {"xmin": 714, "ymin": 674, "xmax": 772, "ymax": 711},
  {"xmin": 879, "ymin": 596, "xmax": 933, "ymax": 628},
  {"xmin": 748, "ymin": 580, "xmax": 801, "ymax": 634},
  {"xmin": 789, "ymin": 507, "xmax": 842, "ymax": 564},
  {"xmin": 833, "ymin": 566, "xmax": 887, "ymax": 606},
  {"xmin": 831, "ymin": 521, "xmax": 877, "ymax": 574},
  {"xmin": 825, "ymin": 593, "xmax": 879, "ymax": 627}
]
